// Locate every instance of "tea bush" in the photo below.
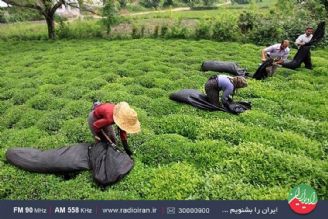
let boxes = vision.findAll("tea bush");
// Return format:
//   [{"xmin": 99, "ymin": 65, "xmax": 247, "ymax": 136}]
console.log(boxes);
[
  {"xmin": 0, "ymin": 39, "xmax": 327, "ymax": 200},
  {"xmin": 138, "ymin": 134, "xmax": 193, "ymax": 166}
]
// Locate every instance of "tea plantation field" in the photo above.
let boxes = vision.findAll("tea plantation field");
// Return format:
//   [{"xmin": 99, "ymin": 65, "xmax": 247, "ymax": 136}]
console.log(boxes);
[{"xmin": 0, "ymin": 39, "xmax": 327, "ymax": 200}]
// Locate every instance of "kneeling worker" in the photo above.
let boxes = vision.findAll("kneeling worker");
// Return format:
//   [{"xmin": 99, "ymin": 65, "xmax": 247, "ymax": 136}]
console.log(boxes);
[
  {"xmin": 88, "ymin": 101, "xmax": 140, "ymax": 156},
  {"xmin": 205, "ymin": 75, "xmax": 248, "ymax": 107},
  {"xmin": 261, "ymin": 40, "xmax": 290, "ymax": 75}
]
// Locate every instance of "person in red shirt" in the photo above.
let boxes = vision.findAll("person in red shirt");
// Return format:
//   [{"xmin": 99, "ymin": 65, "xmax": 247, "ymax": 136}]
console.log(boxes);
[{"xmin": 88, "ymin": 101, "xmax": 141, "ymax": 156}]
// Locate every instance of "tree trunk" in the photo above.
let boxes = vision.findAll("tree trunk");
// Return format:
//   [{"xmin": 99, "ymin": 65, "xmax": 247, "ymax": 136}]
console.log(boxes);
[{"xmin": 45, "ymin": 14, "xmax": 56, "ymax": 40}]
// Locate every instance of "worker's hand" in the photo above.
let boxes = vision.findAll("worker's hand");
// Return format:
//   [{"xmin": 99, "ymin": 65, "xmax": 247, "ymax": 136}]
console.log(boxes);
[{"xmin": 261, "ymin": 58, "xmax": 267, "ymax": 62}]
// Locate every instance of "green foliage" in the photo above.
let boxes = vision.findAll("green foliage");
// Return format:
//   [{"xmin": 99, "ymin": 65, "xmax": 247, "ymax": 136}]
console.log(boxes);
[
  {"xmin": 163, "ymin": 0, "xmax": 174, "ymax": 7},
  {"xmin": 0, "ymin": 7, "xmax": 43, "ymax": 23},
  {"xmin": 56, "ymin": 18, "xmax": 71, "ymax": 39},
  {"xmin": 202, "ymin": 0, "xmax": 216, "ymax": 6},
  {"xmin": 182, "ymin": 0, "xmax": 200, "ymax": 7},
  {"xmin": 0, "ymin": 3, "xmax": 326, "ymax": 48},
  {"xmin": 168, "ymin": 22, "xmax": 190, "ymax": 38},
  {"xmin": 238, "ymin": 11, "xmax": 255, "ymax": 34},
  {"xmin": 232, "ymin": 0, "xmax": 251, "ymax": 4},
  {"xmin": 195, "ymin": 19, "xmax": 213, "ymax": 39},
  {"xmin": 160, "ymin": 25, "xmax": 169, "ymax": 37},
  {"xmin": 212, "ymin": 17, "xmax": 239, "ymax": 42},
  {"xmin": 132, "ymin": 24, "xmax": 146, "ymax": 39},
  {"xmin": 140, "ymin": 0, "xmax": 162, "ymax": 8},
  {"xmin": 102, "ymin": 0, "xmax": 120, "ymax": 35},
  {"xmin": 60, "ymin": 118, "xmax": 91, "ymax": 143},
  {"xmin": 248, "ymin": 17, "xmax": 284, "ymax": 45},
  {"xmin": 145, "ymin": 162, "xmax": 202, "ymax": 199},
  {"xmin": 0, "ymin": 39, "xmax": 327, "ymax": 200},
  {"xmin": 118, "ymin": 0, "xmax": 129, "ymax": 8}
]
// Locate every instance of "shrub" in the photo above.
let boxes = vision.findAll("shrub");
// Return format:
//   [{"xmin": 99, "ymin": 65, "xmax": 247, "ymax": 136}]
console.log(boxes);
[
  {"xmin": 63, "ymin": 100, "xmax": 91, "ymax": 119},
  {"xmin": 143, "ymin": 97, "xmax": 181, "ymax": 116},
  {"xmin": 151, "ymin": 114, "xmax": 202, "ymax": 139},
  {"xmin": 102, "ymin": 0, "xmax": 120, "ymax": 35},
  {"xmin": 11, "ymin": 88, "xmax": 36, "ymax": 105},
  {"xmin": 153, "ymin": 25, "xmax": 160, "ymax": 38},
  {"xmin": 60, "ymin": 118, "xmax": 91, "ymax": 143},
  {"xmin": 15, "ymin": 108, "xmax": 43, "ymax": 129},
  {"xmin": 0, "ymin": 166, "xmax": 61, "ymax": 199},
  {"xmin": 160, "ymin": 25, "xmax": 169, "ymax": 38},
  {"xmin": 163, "ymin": 0, "xmax": 174, "ymax": 7},
  {"xmin": 144, "ymin": 162, "xmax": 202, "ymax": 200},
  {"xmin": 39, "ymin": 84, "xmax": 66, "ymax": 97},
  {"xmin": 140, "ymin": 0, "xmax": 161, "ymax": 8},
  {"xmin": 138, "ymin": 134, "xmax": 193, "ymax": 166},
  {"xmin": 143, "ymin": 88, "xmax": 167, "ymax": 99},
  {"xmin": 84, "ymin": 78, "xmax": 108, "ymax": 90},
  {"xmin": 35, "ymin": 134, "xmax": 69, "ymax": 149},
  {"xmin": 61, "ymin": 86, "xmax": 88, "ymax": 100},
  {"xmin": 197, "ymin": 173, "xmax": 289, "ymax": 200},
  {"xmin": 182, "ymin": 0, "xmax": 199, "ymax": 8},
  {"xmin": 128, "ymin": 95, "xmax": 153, "ymax": 109},
  {"xmin": 195, "ymin": 19, "xmax": 212, "ymax": 39},
  {"xmin": 137, "ymin": 75, "xmax": 156, "ymax": 88},
  {"xmin": 118, "ymin": 0, "xmax": 129, "ymax": 8},
  {"xmin": 232, "ymin": 0, "xmax": 251, "ymax": 4},
  {"xmin": 167, "ymin": 22, "xmax": 190, "ymax": 39},
  {"xmin": 56, "ymin": 19, "xmax": 70, "ymax": 39},
  {"xmin": 249, "ymin": 18, "xmax": 284, "ymax": 45},
  {"xmin": 212, "ymin": 18, "xmax": 239, "ymax": 42},
  {"xmin": 132, "ymin": 25, "xmax": 146, "ymax": 39},
  {"xmin": 238, "ymin": 11, "xmax": 255, "ymax": 34},
  {"xmin": 0, "ymin": 106, "xmax": 27, "ymax": 129},
  {"xmin": 36, "ymin": 111, "xmax": 68, "ymax": 134},
  {"xmin": 202, "ymin": 0, "xmax": 216, "ymax": 7},
  {"xmin": 0, "ymin": 127, "xmax": 47, "ymax": 148}
]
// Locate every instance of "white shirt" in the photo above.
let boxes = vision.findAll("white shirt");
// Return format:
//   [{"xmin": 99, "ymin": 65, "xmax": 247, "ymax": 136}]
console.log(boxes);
[
  {"xmin": 295, "ymin": 34, "xmax": 313, "ymax": 47},
  {"xmin": 264, "ymin": 44, "xmax": 290, "ymax": 61}
]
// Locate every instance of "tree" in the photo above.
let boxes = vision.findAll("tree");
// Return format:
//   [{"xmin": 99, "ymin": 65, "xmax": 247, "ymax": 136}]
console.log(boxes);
[
  {"xmin": 182, "ymin": 0, "xmax": 199, "ymax": 8},
  {"xmin": 202, "ymin": 0, "xmax": 215, "ymax": 7},
  {"xmin": 2, "ymin": 0, "xmax": 97, "ymax": 39},
  {"xmin": 140, "ymin": 0, "xmax": 161, "ymax": 8},
  {"xmin": 102, "ymin": 0, "xmax": 119, "ymax": 34}
]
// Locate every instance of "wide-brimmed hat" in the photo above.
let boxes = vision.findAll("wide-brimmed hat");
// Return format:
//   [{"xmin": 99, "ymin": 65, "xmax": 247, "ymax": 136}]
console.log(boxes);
[{"xmin": 113, "ymin": 102, "xmax": 141, "ymax": 134}]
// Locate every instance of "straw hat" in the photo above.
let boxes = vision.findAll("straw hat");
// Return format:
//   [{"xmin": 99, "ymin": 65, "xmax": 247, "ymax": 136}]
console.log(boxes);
[{"xmin": 113, "ymin": 102, "xmax": 141, "ymax": 134}]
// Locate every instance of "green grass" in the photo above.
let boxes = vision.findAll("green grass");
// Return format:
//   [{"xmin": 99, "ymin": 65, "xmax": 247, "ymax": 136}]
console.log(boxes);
[{"xmin": 0, "ymin": 39, "xmax": 327, "ymax": 200}]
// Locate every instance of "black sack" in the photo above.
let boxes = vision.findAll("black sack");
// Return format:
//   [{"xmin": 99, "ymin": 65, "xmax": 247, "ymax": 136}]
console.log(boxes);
[
  {"xmin": 5, "ymin": 143, "xmax": 91, "ymax": 173},
  {"xmin": 225, "ymin": 101, "xmax": 252, "ymax": 114},
  {"xmin": 282, "ymin": 46, "xmax": 311, "ymax": 69},
  {"xmin": 201, "ymin": 61, "xmax": 247, "ymax": 76},
  {"xmin": 170, "ymin": 89, "xmax": 223, "ymax": 111},
  {"xmin": 253, "ymin": 59, "xmax": 273, "ymax": 80},
  {"xmin": 88, "ymin": 142, "xmax": 134, "ymax": 186},
  {"xmin": 169, "ymin": 89, "xmax": 251, "ymax": 114}
]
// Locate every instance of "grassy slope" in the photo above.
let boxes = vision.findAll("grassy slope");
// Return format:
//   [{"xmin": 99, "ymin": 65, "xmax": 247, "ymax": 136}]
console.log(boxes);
[{"xmin": 0, "ymin": 39, "xmax": 327, "ymax": 200}]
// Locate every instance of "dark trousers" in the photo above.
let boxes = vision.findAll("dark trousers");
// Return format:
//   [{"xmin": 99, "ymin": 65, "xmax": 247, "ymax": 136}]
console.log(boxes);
[
  {"xmin": 303, "ymin": 50, "xmax": 312, "ymax": 69},
  {"xmin": 283, "ymin": 46, "xmax": 312, "ymax": 70},
  {"xmin": 205, "ymin": 77, "xmax": 220, "ymax": 107}
]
